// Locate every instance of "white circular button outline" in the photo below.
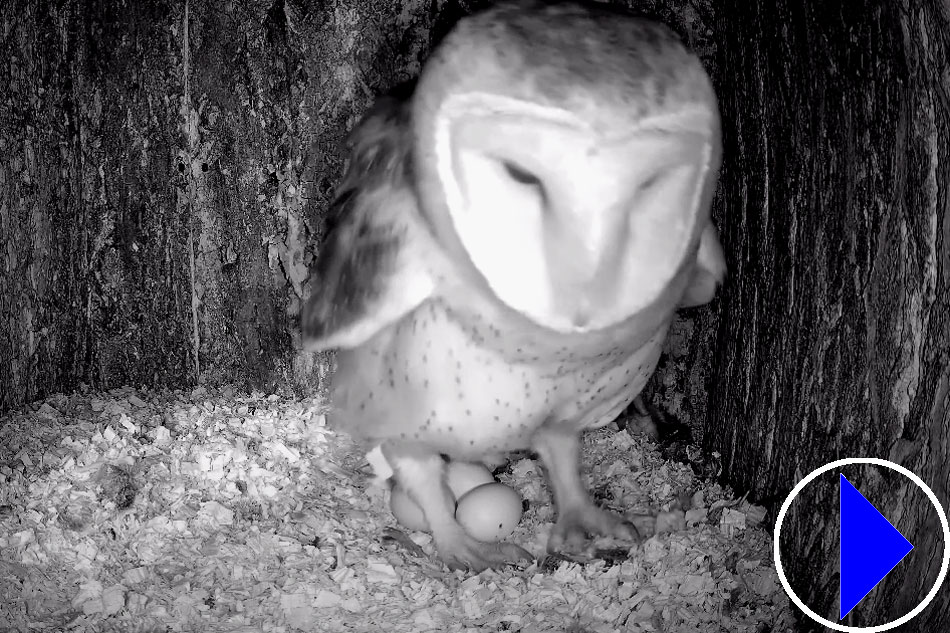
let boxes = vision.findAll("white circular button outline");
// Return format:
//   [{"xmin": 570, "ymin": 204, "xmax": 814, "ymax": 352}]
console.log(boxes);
[{"xmin": 773, "ymin": 457, "xmax": 950, "ymax": 632}]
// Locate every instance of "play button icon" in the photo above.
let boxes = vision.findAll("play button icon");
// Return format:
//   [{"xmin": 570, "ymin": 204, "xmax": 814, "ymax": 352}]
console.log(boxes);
[
  {"xmin": 774, "ymin": 457, "xmax": 950, "ymax": 632},
  {"xmin": 839, "ymin": 474, "xmax": 914, "ymax": 619}
]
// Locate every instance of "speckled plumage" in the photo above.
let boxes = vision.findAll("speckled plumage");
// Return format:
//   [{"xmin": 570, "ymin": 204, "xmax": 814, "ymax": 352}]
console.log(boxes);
[
  {"xmin": 302, "ymin": 0, "xmax": 725, "ymax": 572},
  {"xmin": 333, "ymin": 294, "xmax": 671, "ymax": 458}
]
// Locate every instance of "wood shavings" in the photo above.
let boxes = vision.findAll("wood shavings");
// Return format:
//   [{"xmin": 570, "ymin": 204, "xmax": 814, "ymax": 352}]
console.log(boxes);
[{"xmin": 0, "ymin": 386, "xmax": 796, "ymax": 632}]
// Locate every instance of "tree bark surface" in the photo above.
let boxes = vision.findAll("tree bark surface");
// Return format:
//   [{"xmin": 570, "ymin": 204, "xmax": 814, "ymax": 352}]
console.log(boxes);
[
  {"xmin": 0, "ymin": 0, "xmax": 441, "ymax": 409},
  {"xmin": 698, "ymin": 0, "xmax": 950, "ymax": 627}
]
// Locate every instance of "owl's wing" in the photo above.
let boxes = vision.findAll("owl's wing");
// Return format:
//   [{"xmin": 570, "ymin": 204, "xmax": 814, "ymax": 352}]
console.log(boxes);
[
  {"xmin": 680, "ymin": 221, "xmax": 726, "ymax": 308},
  {"xmin": 301, "ymin": 94, "xmax": 437, "ymax": 350}
]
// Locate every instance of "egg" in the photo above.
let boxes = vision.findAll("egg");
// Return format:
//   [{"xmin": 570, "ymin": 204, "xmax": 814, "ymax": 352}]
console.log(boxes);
[
  {"xmin": 445, "ymin": 461, "xmax": 495, "ymax": 498},
  {"xmin": 389, "ymin": 484, "xmax": 429, "ymax": 532},
  {"xmin": 389, "ymin": 462, "xmax": 495, "ymax": 532},
  {"xmin": 455, "ymin": 482, "xmax": 523, "ymax": 542}
]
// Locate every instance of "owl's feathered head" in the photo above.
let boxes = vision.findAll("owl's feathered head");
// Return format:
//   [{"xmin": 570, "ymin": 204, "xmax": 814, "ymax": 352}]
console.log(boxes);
[{"xmin": 407, "ymin": 0, "xmax": 722, "ymax": 332}]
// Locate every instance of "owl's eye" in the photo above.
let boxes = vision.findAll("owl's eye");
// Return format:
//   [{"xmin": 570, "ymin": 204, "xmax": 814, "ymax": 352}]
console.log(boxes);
[
  {"xmin": 502, "ymin": 161, "xmax": 542, "ymax": 187},
  {"xmin": 639, "ymin": 172, "xmax": 663, "ymax": 193}
]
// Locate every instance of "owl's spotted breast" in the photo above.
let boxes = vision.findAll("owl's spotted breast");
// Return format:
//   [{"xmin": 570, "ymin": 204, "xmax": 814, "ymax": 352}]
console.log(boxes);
[{"xmin": 328, "ymin": 295, "xmax": 670, "ymax": 460}]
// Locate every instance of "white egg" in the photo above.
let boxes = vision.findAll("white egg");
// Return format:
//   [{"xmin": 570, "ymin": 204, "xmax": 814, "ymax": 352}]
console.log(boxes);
[
  {"xmin": 455, "ymin": 482, "xmax": 523, "ymax": 542},
  {"xmin": 389, "ymin": 484, "xmax": 429, "ymax": 532},
  {"xmin": 445, "ymin": 461, "xmax": 495, "ymax": 499}
]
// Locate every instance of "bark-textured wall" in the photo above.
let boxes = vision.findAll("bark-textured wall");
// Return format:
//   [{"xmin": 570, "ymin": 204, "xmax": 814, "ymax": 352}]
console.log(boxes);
[
  {"xmin": 0, "ymin": 0, "xmax": 442, "ymax": 410},
  {"xmin": 699, "ymin": 0, "xmax": 950, "ymax": 627}
]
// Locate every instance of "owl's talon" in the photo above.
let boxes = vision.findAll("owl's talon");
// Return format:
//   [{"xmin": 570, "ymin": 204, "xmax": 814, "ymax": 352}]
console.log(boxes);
[
  {"xmin": 547, "ymin": 504, "xmax": 641, "ymax": 554},
  {"xmin": 435, "ymin": 527, "xmax": 533, "ymax": 572}
]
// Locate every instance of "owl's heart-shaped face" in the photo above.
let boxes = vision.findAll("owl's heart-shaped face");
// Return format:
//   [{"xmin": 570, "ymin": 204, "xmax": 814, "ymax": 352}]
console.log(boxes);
[{"xmin": 432, "ymin": 95, "xmax": 716, "ymax": 333}]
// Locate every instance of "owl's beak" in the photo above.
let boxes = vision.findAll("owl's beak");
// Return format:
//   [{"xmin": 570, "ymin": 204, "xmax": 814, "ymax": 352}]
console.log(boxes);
[
  {"xmin": 544, "ymin": 131, "xmax": 710, "ymax": 330},
  {"xmin": 543, "ymin": 202, "xmax": 627, "ymax": 330}
]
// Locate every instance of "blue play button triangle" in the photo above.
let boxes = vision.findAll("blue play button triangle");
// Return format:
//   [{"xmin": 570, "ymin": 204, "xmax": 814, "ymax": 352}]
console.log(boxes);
[{"xmin": 840, "ymin": 473, "xmax": 914, "ymax": 619}]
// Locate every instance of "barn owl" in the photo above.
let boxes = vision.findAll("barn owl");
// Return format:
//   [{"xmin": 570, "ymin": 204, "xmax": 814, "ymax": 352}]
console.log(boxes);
[{"xmin": 302, "ymin": 0, "xmax": 725, "ymax": 571}]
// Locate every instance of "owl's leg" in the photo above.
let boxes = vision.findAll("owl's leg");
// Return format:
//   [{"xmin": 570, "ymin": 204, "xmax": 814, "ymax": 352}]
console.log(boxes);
[
  {"xmin": 381, "ymin": 440, "xmax": 532, "ymax": 572},
  {"xmin": 533, "ymin": 425, "xmax": 641, "ymax": 553}
]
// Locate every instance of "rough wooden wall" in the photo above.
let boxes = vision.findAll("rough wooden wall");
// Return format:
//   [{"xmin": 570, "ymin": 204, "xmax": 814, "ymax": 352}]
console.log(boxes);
[
  {"xmin": 0, "ymin": 0, "xmax": 440, "ymax": 409},
  {"xmin": 708, "ymin": 0, "xmax": 950, "ymax": 627}
]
